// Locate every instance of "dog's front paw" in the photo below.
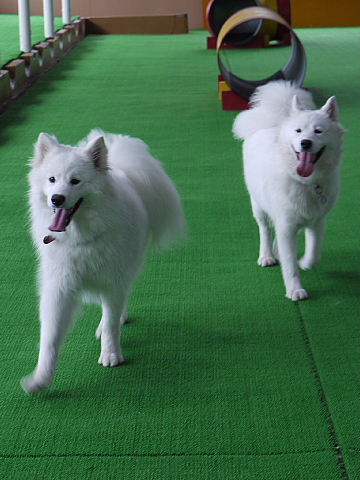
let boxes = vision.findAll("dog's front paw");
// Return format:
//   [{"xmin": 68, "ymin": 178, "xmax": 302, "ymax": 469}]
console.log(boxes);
[
  {"xmin": 286, "ymin": 289, "xmax": 308, "ymax": 301},
  {"xmin": 98, "ymin": 352, "xmax": 124, "ymax": 367},
  {"xmin": 258, "ymin": 256, "xmax": 277, "ymax": 267},
  {"xmin": 20, "ymin": 373, "xmax": 51, "ymax": 394}
]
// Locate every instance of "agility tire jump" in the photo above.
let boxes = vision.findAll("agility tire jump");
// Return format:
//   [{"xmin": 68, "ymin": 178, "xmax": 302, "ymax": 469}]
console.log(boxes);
[
  {"xmin": 207, "ymin": 0, "xmax": 266, "ymax": 46},
  {"xmin": 217, "ymin": 7, "xmax": 307, "ymax": 100},
  {"xmin": 206, "ymin": 0, "xmax": 282, "ymax": 46}
]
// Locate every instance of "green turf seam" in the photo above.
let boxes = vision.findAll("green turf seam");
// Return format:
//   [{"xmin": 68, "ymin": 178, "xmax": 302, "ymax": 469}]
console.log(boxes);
[
  {"xmin": 296, "ymin": 304, "xmax": 349, "ymax": 480},
  {"xmin": 0, "ymin": 448, "xmax": 340, "ymax": 459}
]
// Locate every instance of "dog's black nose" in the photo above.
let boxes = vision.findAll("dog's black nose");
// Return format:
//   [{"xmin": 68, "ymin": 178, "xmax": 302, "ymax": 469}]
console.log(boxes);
[
  {"xmin": 51, "ymin": 194, "xmax": 66, "ymax": 207},
  {"xmin": 301, "ymin": 139, "xmax": 313, "ymax": 151}
]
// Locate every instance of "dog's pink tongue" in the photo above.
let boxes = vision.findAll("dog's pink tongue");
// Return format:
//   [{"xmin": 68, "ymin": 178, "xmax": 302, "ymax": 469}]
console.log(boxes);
[
  {"xmin": 297, "ymin": 152, "xmax": 316, "ymax": 177},
  {"xmin": 49, "ymin": 208, "xmax": 69, "ymax": 232}
]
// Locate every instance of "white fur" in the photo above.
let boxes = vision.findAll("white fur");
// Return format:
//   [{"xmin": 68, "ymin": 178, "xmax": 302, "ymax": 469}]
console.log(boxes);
[
  {"xmin": 233, "ymin": 81, "xmax": 345, "ymax": 301},
  {"xmin": 22, "ymin": 130, "xmax": 186, "ymax": 393}
]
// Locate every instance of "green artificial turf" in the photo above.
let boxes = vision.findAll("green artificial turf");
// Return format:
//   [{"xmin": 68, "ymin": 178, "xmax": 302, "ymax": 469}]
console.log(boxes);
[{"xmin": 0, "ymin": 27, "xmax": 359, "ymax": 479}]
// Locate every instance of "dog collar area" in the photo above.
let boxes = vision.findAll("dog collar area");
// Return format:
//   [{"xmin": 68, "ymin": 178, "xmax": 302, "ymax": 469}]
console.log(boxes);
[
  {"xmin": 313, "ymin": 185, "xmax": 328, "ymax": 204},
  {"xmin": 43, "ymin": 235, "xmax": 56, "ymax": 244}
]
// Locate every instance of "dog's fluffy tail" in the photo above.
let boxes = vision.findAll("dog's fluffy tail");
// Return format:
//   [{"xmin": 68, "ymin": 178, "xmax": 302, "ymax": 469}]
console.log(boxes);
[
  {"xmin": 232, "ymin": 80, "xmax": 315, "ymax": 140},
  {"xmin": 84, "ymin": 129, "xmax": 187, "ymax": 249}
]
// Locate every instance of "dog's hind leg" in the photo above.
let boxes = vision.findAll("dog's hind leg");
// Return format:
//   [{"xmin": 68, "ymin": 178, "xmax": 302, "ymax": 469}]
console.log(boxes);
[
  {"xmin": 97, "ymin": 292, "xmax": 126, "ymax": 367},
  {"xmin": 273, "ymin": 238, "xmax": 279, "ymax": 262},
  {"xmin": 95, "ymin": 306, "xmax": 127, "ymax": 339},
  {"xmin": 251, "ymin": 200, "xmax": 277, "ymax": 267},
  {"xmin": 21, "ymin": 285, "xmax": 79, "ymax": 393},
  {"xmin": 299, "ymin": 218, "xmax": 326, "ymax": 270}
]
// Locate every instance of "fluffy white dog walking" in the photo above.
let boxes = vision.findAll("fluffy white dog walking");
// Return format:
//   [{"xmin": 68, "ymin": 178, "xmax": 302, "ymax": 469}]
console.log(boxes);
[
  {"xmin": 22, "ymin": 130, "xmax": 186, "ymax": 393},
  {"xmin": 233, "ymin": 81, "xmax": 345, "ymax": 301}
]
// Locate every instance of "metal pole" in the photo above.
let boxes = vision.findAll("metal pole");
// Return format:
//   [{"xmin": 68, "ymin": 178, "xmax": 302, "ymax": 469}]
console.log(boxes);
[
  {"xmin": 43, "ymin": 0, "xmax": 54, "ymax": 38},
  {"xmin": 18, "ymin": 0, "xmax": 31, "ymax": 52},
  {"xmin": 62, "ymin": 0, "xmax": 71, "ymax": 25}
]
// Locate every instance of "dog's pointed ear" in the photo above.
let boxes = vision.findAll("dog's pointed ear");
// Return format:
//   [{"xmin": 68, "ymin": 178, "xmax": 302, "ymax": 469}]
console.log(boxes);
[
  {"xmin": 33, "ymin": 133, "xmax": 59, "ymax": 165},
  {"xmin": 320, "ymin": 96, "xmax": 339, "ymax": 122},
  {"xmin": 86, "ymin": 136, "xmax": 108, "ymax": 171},
  {"xmin": 290, "ymin": 94, "xmax": 306, "ymax": 115}
]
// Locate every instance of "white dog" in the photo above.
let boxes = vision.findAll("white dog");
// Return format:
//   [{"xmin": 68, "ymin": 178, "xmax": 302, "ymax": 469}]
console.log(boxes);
[
  {"xmin": 22, "ymin": 130, "xmax": 186, "ymax": 393},
  {"xmin": 233, "ymin": 81, "xmax": 345, "ymax": 301}
]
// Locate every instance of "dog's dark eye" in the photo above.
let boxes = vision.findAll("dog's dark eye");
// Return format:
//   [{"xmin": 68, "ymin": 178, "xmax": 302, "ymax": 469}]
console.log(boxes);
[
  {"xmin": 315, "ymin": 128, "xmax": 323, "ymax": 134},
  {"xmin": 295, "ymin": 128, "xmax": 302, "ymax": 133},
  {"xmin": 70, "ymin": 179, "xmax": 80, "ymax": 185},
  {"xmin": 49, "ymin": 177, "xmax": 55, "ymax": 183}
]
